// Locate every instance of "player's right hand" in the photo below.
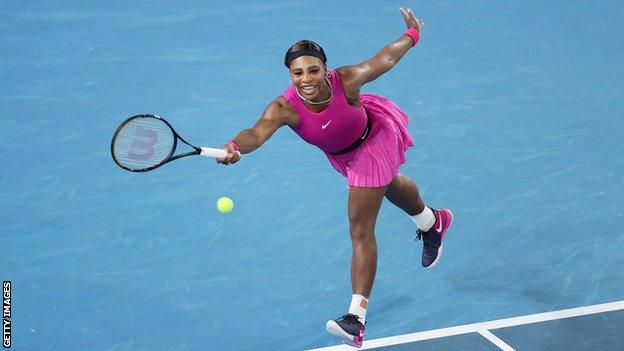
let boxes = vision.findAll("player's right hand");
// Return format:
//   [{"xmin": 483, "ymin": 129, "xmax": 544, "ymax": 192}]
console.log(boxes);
[{"xmin": 216, "ymin": 143, "xmax": 241, "ymax": 165}]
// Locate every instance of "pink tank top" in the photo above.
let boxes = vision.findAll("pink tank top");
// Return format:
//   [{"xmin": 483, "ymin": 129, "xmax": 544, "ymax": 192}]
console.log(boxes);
[{"xmin": 283, "ymin": 70, "xmax": 367, "ymax": 153}]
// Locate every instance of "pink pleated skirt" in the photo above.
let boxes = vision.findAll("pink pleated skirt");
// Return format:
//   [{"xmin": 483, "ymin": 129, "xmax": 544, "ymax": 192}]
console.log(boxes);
[{"xmin": 325, "ymin": 93, "xmax": 414, "ymax": 188}]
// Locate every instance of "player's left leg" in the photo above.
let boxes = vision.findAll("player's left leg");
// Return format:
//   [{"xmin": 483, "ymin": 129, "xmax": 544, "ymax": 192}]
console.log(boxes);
[{"xmin": 384, "ymin": 173, "xmax": 453, "ymax": 268}]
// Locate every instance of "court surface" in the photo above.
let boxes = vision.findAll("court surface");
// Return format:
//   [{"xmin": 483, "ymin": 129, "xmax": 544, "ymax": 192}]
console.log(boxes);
[
  {"xmin": 1, "ymin": 1, "xmax": 623, "ymax": 350},
  {"xmin": 309, "ymin": 300, "xmax": 624, "ymax": 350}
]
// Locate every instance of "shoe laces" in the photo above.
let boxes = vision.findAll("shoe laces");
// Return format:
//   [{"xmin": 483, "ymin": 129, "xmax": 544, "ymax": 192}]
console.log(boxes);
[
  {"xmin": 415, "ymin": 229, "xmax": 423, "ymax": 242},
  {"xmin": 339, "ymin": 313, "xmax": 366, "ymax": 327},
  {"xmin": 415, "ymin": 229, "xmax": 437, "ymax": 248},
  {"xmin": 340, "ymin": 313, "xmax": 361, "ymax": 323}
]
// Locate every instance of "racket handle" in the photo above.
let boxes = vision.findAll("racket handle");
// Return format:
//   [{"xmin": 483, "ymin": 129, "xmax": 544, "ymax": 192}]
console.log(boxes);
[{"xmin": 200, "ymin": 147, "xmax": 228, "ymax": 158}]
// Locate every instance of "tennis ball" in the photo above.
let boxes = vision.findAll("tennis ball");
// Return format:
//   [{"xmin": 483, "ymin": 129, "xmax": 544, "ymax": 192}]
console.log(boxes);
[{"xmin": 216, "ymin": 197, "xmax": 234, "ymax": 213}]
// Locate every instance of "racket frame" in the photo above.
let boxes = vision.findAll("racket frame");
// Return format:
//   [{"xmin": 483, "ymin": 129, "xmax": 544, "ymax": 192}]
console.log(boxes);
[{"xmin": 111, "ymin": 114, "xmax": 203, "ymax": 172}]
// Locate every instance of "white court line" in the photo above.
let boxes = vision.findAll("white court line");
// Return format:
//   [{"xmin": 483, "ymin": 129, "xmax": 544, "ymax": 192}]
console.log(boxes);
[
  {"xmin": 478, "ymin": 329, "xmax": 516, "ymax": 351},
  {"xmin": 307, "ymin": 300, "xmax": 624, "ymax": 350}
]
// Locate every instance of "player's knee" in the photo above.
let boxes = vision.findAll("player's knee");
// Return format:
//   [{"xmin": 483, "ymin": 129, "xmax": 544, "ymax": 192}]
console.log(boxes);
[
  {"xmin": 386, "ymin": 173, "xmax": 418, "ymax": 198},
  {"xmin": 387, "ymin": 173, "xmax": 403, "ymax": 191},
  {"xmin": 348, "ymin": 217, "xmax": 375, "ymax": 241}
]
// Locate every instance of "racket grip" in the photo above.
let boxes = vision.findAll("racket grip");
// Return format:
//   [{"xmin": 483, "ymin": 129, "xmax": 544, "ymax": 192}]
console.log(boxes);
[{"xmin": 200, "ymin": 147, "xmax": 228, "ymax": 158}]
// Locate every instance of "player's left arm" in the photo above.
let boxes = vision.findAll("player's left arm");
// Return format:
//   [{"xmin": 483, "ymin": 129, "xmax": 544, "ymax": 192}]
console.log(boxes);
[{"xmin": 337, "ymin": 8, "xmax": 424, "ymax": 91}]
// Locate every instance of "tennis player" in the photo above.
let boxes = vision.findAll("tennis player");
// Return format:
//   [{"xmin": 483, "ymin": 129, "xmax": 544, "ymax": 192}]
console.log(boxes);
[{"xmin": 217, "ymin": 7, "xmax": 453, "ymax": 348}]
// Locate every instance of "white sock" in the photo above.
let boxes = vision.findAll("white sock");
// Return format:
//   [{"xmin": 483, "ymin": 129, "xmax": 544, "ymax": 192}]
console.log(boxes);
[
  {"xmin": 348, "ymin": 294, "xmax": 368, "ymax": 325},
  {"xmin": 411, "ymin": 206, "xmax": 435, "ymax": 231}
]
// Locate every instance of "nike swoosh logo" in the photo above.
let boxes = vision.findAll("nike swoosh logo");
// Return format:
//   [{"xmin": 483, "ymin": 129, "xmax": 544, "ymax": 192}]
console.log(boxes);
[
  {"xmin": 435, "ymin": 213, "xmax": 443, "ymax": 232},
  {"xmin": 321, "ymin": 120, "xmax": 332, "ymax": 129}
]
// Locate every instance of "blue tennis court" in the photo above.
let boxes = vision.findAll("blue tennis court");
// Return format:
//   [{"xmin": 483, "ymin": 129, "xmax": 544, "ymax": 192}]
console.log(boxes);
[
  {"xmin": 309, "ymin": 301, "xmax": 624, "ymax": 350},
  {"xmin": 1, "ymin": 1, "xmax": 623, "ymax": 350}
]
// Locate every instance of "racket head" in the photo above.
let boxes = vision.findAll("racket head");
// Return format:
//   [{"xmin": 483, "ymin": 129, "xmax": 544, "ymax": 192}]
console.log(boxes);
[{"xmin": 111, "ymin": 114, "xmax": 179, "ymax": 172}]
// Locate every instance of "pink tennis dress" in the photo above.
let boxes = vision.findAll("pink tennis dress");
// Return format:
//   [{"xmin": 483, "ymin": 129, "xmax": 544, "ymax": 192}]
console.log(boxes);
[{"xmin": 282, "ymin": 70, "xmax": 414, "ymax": 188}]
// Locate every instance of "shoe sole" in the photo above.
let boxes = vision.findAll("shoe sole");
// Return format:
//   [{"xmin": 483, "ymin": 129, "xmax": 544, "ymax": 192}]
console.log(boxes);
[
  {"xmin": 326, "ymin": 320, "xmax": 363, "ymax": 348},
  {"xmin": 424, "ymin": 210, "xmax": 453, "ymax": 269},
  {"xmin": 425, "ymin": 244, "xmax": 444, "ymax": 269}
]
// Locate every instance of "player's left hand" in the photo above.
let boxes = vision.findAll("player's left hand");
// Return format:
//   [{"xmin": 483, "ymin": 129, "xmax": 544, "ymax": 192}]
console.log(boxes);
[{"xmin": 399, "ymin": 7, "xmax": 424, "ymax": 32}]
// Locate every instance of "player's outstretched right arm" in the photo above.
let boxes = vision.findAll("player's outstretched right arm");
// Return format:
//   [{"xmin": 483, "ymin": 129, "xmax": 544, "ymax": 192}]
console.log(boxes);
[{"xmin": 216, "ymin": 97, "xmax": 296, "ymax": 165}]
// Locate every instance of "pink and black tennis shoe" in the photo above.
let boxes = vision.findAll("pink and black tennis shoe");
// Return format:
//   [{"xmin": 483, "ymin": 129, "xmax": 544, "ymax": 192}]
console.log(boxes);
[
  {"xmin": 416, "ymin": 208, "xmax": 453, "ymax": 268},
  {"xmin": 326, "ymin": 313, "xmax": 365, "ymax": 348}
]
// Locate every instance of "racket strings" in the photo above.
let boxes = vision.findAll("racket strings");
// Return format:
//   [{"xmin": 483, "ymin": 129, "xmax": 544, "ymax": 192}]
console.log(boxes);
[{"xmin": 113, "ymin": 117, "xmax": 175, "ymax": 171}]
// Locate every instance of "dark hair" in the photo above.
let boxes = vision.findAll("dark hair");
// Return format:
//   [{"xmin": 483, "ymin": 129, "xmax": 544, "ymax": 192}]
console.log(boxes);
[{"xmin": 284, "ymin": 40, "xmax": 327, "ymax": 68}]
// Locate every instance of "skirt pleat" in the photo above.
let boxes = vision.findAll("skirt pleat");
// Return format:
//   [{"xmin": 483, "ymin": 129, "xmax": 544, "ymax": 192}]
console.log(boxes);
[{"xmin": 325, "ymin": 93, "xmax": 415, "ymax": 188}]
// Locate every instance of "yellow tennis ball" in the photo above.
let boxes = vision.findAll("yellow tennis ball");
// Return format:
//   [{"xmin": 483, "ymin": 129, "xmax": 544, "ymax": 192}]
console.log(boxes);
[{"xmin": 216, "ymin": 197, "xmax": 234, "ymax": 213}]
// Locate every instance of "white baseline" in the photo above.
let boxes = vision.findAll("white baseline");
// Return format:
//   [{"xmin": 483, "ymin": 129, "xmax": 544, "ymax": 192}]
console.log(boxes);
[{"xmin": 307, "ymin": 300, "xmax": 624, "ymax": 351}]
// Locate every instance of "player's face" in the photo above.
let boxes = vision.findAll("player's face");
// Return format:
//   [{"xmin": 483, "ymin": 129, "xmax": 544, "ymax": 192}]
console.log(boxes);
[{"xmin": 289, "ymin": 56, "xmax": 328, "ymax": 101}]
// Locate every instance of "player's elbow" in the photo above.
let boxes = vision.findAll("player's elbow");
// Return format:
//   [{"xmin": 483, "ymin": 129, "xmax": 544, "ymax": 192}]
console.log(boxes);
[
  {"xmin": 384, "ymin": 54, "xmax": 398, "ymax": 67},
  {"xmin": 252, "ymin": 127, "xmax": 273, "ymax": 148},
  {"xmin": 372, "ymin": 54, "xmax": 398, "ymax": 74}
]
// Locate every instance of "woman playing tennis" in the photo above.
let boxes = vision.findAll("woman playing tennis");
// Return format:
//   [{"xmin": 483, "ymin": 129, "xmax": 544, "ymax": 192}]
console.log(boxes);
[{"xmin": 217, "ymin": 7, "xmax": 453, "ymax": 348}]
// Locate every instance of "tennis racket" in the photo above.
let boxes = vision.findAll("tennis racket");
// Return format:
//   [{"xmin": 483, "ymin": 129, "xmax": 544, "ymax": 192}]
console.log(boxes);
[{"xmin": 111, "ymin": 114, "xmax": 227, "ymax": 172}]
